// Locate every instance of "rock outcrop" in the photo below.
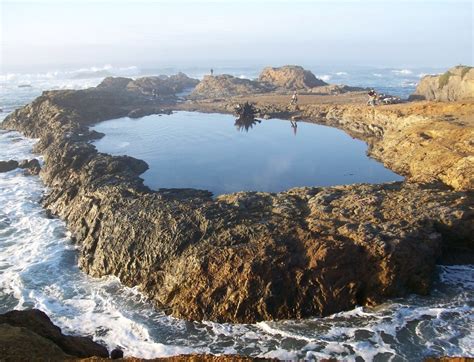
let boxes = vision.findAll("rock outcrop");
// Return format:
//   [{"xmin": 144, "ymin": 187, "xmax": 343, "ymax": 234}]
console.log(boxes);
[
  {"xmin": 1, "ymin": 80, "xmax": 473, "ymax": 323},
  {"xmin": 127, "ymin": 73, "xmax": 199, "ymax": 96},
  {"xmin": 308, "ymin": 84, "xmax": 367, "ymax": 95},
  {"xmin": 18, "ymin": 158, "xmax": 41, "ymax": 175},
  {"xmin": 410, "ymin": 65, "xmax": 474, "ymax": 101},
  {"xmin": 258, "ymin": 65, "xmax": 328, "ymax": 90},
  {"xmin": 0, "ymin": 158, "xmax": 41, "ymax": 174},
  {"xmin": 0, "ymin": 309, "xmax": 109, "ymax": 359},
  {"xmin": 0, "ymin": 159, "xmax": 19, "ymax": 173},
  {"xmin": 189, "ymin": 75, "xmax": 271, "ymax": 99}
]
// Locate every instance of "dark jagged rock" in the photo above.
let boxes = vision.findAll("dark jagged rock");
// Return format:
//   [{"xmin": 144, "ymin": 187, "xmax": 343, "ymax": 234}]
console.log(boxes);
[
  {"xmin": 1, "ymin": 76, "xmax": 472, "ymax": 324},
  {"xmin": 0, "ymin": 323, "xmax": 71, "ymax": 360},
  {"xmin": 18, "ymin": 158, "xmax": 41, "ymax": 175},
  {"xmin": 0, "ymin": 309, "xmax": 109, "ymax": 358},
  {"xmin": 0, "ymin": 160, "xmax": 18, "ymax": 173},
  {"xmin": 111, "ymin": 348, "xmax": 124, "ymax": 359}
]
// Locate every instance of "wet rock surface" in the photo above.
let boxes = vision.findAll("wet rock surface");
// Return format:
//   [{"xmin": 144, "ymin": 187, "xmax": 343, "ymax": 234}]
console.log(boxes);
[
  {"xmin": 0, "ymin": 159, "xmax": 19, "ymax": 173},
  {"xmin": 18, "ymin": 158, "xmax": 41, "ymax": 175},
  {"xmin": 0, "ymin": 158, "xmax": 41, "ymax": 174},
  {"xmin": 1, "ymin": 72, "xmax": 473, "ymax": 324},
  {"xmin": 0, "ymin": 309, "xmax": 109, "ymax": 358}
]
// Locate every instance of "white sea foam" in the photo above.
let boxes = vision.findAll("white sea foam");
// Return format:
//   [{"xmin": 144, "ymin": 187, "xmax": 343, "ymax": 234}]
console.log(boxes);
[
  {"xmin": 1, "ymin": 72, "xmax": 473, "ymax": 360},
  {"xmin": 392, "ymin": 69, "xmax": 413, "ymax": 75},
  {"xmin": 335, "ymin": 71, "xmax": 348, "ymax": 76},
  {"xmin": 0, "ymin": 65, "xmax": 140, "ymax": 84},
  {"xmin": 317, "ymin": 74, "xmax": 332, "ymax": 82}
]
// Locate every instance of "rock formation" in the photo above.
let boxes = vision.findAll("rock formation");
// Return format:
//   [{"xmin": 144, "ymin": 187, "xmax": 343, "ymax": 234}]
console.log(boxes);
[
  {"xmin": 0, "ymin": 159, "xmax": 19, "ymax": 173},
  {"xmin": 127, "ymin": 73, "xmax": 199, "ymax": 96},
  {"xmin": 258, "ymin": 65, "xmax": 328, "ymax": 90},
  {"xmin": 410, "ymin": 65, "xmax": 474, "ymax": 101},
  {"xmin": 189, "ymin": 75, "xmax": 271, "ymax": 99},
  {"xmin": 1, "ymin": 78, "xmax": 473, "ymax": 324},
  {"xmin": 18, "ymin": 158, "xmax": 41, "ymax": 175},
  {"xmin": 0, "ymin": 309, "xmax": 109, "ymax": 359},
  {"xmin": 0, "ymin": 158, "xmax": 41, "ymax": 174}
]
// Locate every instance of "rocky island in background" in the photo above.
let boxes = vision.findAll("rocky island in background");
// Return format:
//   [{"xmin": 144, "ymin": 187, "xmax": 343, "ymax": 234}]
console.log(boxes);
[{"xmin": 0, "ymin": 65, "xmax": 473, "ymax": 360}]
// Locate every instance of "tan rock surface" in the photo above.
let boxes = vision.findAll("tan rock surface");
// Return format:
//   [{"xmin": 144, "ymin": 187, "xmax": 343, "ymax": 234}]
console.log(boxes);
[
  {"xmin": 1, "ymin": 71, "xmax": 472, "ymax": 325},
  {"xmin": 258, "ymin": 65, "xmax": 327, "ymax": 90},
  {"xmin": 189, "ymin": 75, "xmax": 270, "ymax": 99},
  {"xmin": 411, "ymin": 65, "xmax": 474, "ymax": 101}
]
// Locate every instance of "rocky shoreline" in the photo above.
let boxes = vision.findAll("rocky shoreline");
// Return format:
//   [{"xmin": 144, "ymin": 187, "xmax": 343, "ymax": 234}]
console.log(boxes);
[{"xmin": 0, "ymin": 66, "xmax": 472, "ymax": 327}]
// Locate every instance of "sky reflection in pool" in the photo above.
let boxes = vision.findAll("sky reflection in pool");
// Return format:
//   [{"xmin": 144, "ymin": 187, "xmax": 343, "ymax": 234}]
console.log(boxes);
[{"xmin": 92, "ymin": 111, "xmax": 403, "ymax": 195}]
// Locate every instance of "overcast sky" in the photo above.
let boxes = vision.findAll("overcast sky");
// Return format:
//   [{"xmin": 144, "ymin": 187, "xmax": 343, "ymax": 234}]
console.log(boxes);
[{"xmin": 1, "ymin": 0, "xmax": 473, "ymax": 72}]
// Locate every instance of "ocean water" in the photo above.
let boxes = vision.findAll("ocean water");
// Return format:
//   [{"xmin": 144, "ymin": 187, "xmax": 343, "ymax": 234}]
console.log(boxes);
[
  {"xmin": 0, "ymin": 65, "xmax": 472, "ymax": 360},
  {"xmin": 92, "ymin": 112, "xmax": 403, "ymax": 195}
]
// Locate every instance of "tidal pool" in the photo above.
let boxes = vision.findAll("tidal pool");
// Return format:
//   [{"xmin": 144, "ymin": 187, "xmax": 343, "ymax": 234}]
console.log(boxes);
[{"xmin": 92, "ymin": 111, "xmax": 403, "ymax": 195}]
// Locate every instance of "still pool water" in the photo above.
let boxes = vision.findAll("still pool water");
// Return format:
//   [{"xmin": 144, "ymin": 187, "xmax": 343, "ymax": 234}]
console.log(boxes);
[{"xmin": 92, "ymin": 111, "xmax": 403, "ymax": 195}]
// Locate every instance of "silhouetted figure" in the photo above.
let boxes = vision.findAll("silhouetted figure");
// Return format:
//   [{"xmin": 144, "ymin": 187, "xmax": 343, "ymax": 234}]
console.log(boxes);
[{"xmin": 210, "ymin": 68, "xmax": 214, "ymax": 76}]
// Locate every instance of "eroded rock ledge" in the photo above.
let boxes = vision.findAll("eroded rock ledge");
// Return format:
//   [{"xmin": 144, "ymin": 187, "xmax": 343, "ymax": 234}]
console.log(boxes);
[{"xmin": 1, "ymin": 78, "xmax": 473, "ymax": 323}]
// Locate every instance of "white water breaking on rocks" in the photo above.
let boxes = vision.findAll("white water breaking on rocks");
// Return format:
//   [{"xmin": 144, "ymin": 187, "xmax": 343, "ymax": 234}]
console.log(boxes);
[
  {"xmin": 0, "ymin": 148, "xmax": 472, "ymax": 359},
  {"xmin": 0, "ymin": 69, "xmax": 473, "ymax": 360}
]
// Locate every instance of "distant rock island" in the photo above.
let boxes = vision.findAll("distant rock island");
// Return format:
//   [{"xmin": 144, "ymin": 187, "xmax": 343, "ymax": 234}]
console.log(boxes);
[
  {"xmin": 190, "ymin": 65, "xmax": 365, "ymax": 99},
  {"xmin": 1, "ymin": 65, "xmax": 472, "ymax": 330}
]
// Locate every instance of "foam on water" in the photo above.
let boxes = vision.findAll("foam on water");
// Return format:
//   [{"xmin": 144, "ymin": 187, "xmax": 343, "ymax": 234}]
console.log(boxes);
[
  {"xmin": 1, "ymin": 137, "xmax": 472, "ymax": 359},
  {"xmin": 0, "ymin": 66, "xmax": 472, "ymax": 360}
]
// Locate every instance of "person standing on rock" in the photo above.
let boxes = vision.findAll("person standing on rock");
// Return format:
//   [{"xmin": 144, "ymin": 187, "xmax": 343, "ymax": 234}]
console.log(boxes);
[
  {"xmin": 367, "ymin": 89, "xmax": 377, "ymax": 106},
  {"xmin": 290, "ymin": 90, "xmax": 298, "ymax": 106},
  {"xmin": 210, "ymin": 68, "xmax": 214, "ymax": 76}
]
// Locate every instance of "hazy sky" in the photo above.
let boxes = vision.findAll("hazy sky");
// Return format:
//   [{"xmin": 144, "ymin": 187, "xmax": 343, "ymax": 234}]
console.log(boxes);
[{"xmin": 1, "ymin": 0, "xmax": 473, "ymax": 72}]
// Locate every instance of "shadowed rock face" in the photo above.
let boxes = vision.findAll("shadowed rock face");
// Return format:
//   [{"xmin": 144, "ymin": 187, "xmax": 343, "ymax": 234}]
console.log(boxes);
[
  {"xmin": 0, "ymin": 160, "xmax": 19, "ymax": 173},
  {"xmin": 0, "ymin": 309, "xmax": 109, "ymax": 358},
  {"xmin": 410, "ymin": 66, "xmax": 474, "ymax": 101},
  {"xmin": 1, "ymin": 78, "xmax": 473, "ymax": 323},
  {"xmin": 259, "ymin": 65, "xmax": 328, "ymax": 90}
]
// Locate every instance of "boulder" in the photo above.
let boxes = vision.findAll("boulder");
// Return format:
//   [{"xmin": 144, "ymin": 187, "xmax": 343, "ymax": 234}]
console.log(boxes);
[
  {"xmin": 189, "ymin": 75, "xmax": 271, "ymax": 99},
  {"xmin": 0, "ymin": 323, "xmax": 71, "ymax": 360},
  {"xmin": 0, "ymin": 160, "xmax": 18, "ymax": 173},
  {"xmin": 110, "ymin": 348, "xmax": 124, "ymax": 359},
  {"xmin": 18, "ymin": 158, "xmax": 41, "ymax": 175},
  {"xmin": 410, "ymin": 65, "xmax": 474, "ymax": 101},
  {"xmin": 259, "ymin": 65, "xmax": 328, "ymax": 90},
  {"xmin": 0, "ymin": 309, "xmax": 109, "ymax": 358}
]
